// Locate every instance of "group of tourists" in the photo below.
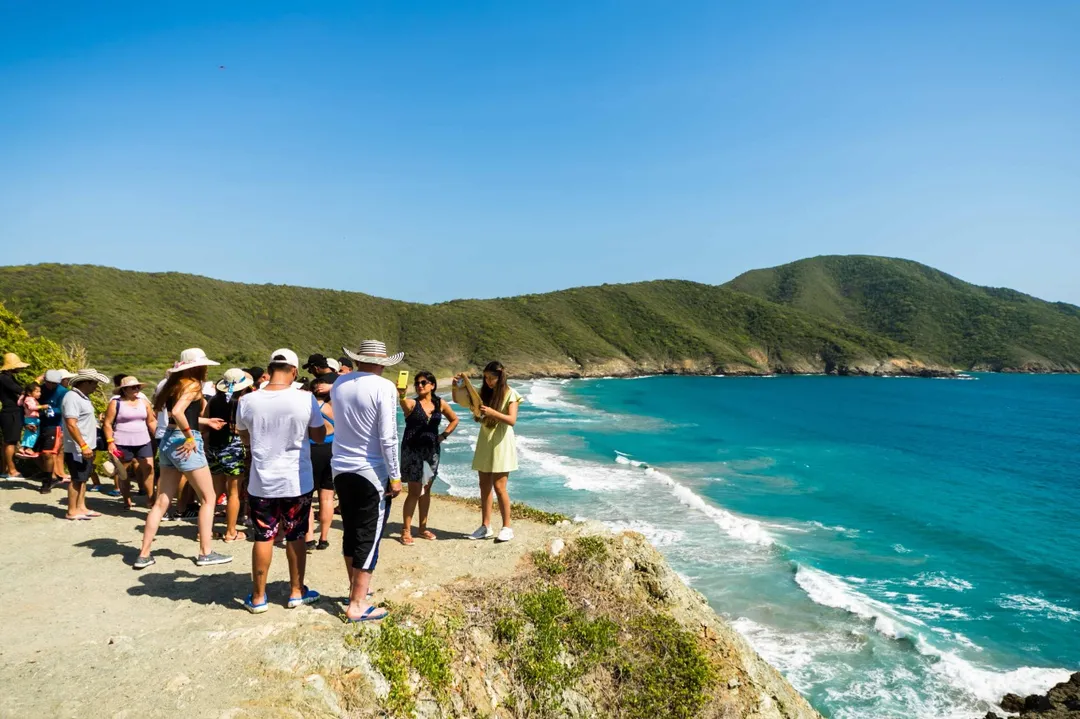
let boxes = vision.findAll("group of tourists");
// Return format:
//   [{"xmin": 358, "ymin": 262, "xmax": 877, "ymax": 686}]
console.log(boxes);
[{"xmin": 0, "ymin": 343, "xmax": 523, "ymax": 622}]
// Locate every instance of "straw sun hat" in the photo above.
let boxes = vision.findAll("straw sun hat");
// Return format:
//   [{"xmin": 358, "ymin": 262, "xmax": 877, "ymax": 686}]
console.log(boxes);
[
  {"xmin": 68, "ymin": 368, "xmax": 110, "ymax": 386},
  {"xmin": 166, "ymin": 348, "xmax": 220, "ymax": 374},
  {"xmin": 118, "ymin": 376, "xmax": 143, "ymax": 389},
  {"xmin": 342, "ymin": 340, "xmax": 404, "ymax": 367},
  {"xmin": 0, "ymin": 353, "xmax": 29, "ymax": 372},
  {"xmin": 216, "ymin": 368, "xmax": 254, "ymax": 394}
]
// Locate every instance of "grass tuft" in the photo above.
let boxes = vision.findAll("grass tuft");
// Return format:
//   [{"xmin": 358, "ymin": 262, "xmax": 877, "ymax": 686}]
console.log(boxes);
[{"xmin": 363, "ymin": 613, "xmax": 454, "ymax": 718}]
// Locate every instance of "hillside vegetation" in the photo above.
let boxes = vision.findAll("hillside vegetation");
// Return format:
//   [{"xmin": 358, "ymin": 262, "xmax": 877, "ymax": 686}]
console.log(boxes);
[
  {"xmin": 0, "ymin": 263, "xmax": 938, "ymax": 379},
  {"xmin": 726, "ymin": 255, "xmax": 1080, "ymax": 372}
]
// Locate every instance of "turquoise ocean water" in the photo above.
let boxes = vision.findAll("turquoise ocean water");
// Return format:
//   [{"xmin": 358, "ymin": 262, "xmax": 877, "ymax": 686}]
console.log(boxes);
[{"xmin": 430, "ymin": 374, "xmax": 1080, "ymax": 718}]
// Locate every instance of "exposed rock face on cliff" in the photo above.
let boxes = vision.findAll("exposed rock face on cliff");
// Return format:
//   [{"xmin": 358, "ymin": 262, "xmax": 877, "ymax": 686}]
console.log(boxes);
[
  {"xmin": 510, "ymin": 353, "xmax": 955, "ymax": 379},
  {"xmin": 982, "ymin": 673, "xmax": 1080, "ymax": 719}
]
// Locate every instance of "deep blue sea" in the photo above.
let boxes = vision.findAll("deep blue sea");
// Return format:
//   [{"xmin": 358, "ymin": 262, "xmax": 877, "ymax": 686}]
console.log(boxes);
[{"xmin": 432, "ymin": 373, "xmax": 1080, "ymax": 719}]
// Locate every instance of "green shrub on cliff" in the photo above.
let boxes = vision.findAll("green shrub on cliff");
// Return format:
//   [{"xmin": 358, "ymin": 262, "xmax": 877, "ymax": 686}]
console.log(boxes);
[{"xmin": 0, "ymin": 300, "xmax": 67, "ymax": 383}]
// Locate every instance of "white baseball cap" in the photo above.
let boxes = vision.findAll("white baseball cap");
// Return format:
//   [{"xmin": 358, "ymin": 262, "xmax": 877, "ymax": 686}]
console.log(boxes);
[
  {"xmin": 326, "ymin": 357, "xmax": 341, "ymax": 372},
  {"xmin": 268, "ymin": 348, "xmax": 299, "ymax": 368},
  {"xmin": 44, "ymin": 369, "xmax": 76, "ymax": 383}
]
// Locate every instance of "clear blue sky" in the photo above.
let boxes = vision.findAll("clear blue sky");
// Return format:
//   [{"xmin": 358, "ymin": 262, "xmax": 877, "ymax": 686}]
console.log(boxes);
[{"xmin": 2, "ymin": 1, "xmax": 1078, "ymax": 304}]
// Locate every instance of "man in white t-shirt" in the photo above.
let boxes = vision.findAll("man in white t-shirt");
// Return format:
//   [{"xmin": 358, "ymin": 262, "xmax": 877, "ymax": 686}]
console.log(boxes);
[
  {"xmin": 236, "ymin": 348, "xmax": 325, "ymax": 614},
  {"xmin": 330, "ymin": 340, "xmax": 404, "ymax": 623}
]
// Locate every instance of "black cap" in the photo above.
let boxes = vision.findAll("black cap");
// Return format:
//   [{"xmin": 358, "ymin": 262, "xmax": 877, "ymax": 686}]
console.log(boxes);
[
  {"xmin": 303, "ymin": 353, "xmax": 329, "ymax": 370},
  {"xmin": 337, "ymin": 356, "xmax": 354, "ymax": 369},
  {"xmin": 311, "ymin": 372, "xmax": 337, "ymax": 386}
]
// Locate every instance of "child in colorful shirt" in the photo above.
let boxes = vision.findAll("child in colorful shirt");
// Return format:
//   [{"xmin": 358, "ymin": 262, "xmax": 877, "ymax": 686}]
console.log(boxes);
[{"xmin": 17, "ymin": 383, "xmax": 41, "ymax": 458}]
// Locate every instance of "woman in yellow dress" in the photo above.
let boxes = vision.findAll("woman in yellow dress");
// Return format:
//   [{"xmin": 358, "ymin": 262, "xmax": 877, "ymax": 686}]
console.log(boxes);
[{"xmin": 457, "ymin": 361, "xmax": 523, "ymax": 543}]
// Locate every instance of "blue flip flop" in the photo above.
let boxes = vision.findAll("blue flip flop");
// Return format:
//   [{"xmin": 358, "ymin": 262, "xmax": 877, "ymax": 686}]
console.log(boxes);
[
  {"xmin": 344, "ymin": 605, "xmax": 388, "ymax": 623},
  {"xmin": 244, "ymin": 594, "xmax": 269, "ymax": 614},
  {"xmin": 287, "ymin": 586, "xmax": 320, "ymax": 609}
]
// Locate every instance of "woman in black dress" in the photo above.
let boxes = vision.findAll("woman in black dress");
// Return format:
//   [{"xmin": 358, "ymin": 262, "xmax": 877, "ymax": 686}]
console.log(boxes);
[{"xmin": 396, "ymin": 371, "xmax": 458, "ymax": 545}]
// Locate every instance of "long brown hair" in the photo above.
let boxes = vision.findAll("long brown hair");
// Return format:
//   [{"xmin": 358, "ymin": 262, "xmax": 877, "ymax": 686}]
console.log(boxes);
[
  {"xmin": 479, "ymin": 361, "xmax": 507, "ymax": 410},
  {"xmin": 153, "ymin": 367, "xmax": 207, "ymax": 414}
]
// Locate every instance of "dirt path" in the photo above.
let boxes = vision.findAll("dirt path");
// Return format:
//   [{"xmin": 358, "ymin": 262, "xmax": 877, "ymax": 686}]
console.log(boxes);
[{"xmin": 0, "ymin": 478, "xmax": 564, "ymax": 718}]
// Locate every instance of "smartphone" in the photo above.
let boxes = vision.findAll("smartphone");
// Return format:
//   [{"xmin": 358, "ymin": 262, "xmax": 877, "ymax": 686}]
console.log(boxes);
[{"xmin": 397, "ymin": 370, "xmax": 409, "ymax": 390}]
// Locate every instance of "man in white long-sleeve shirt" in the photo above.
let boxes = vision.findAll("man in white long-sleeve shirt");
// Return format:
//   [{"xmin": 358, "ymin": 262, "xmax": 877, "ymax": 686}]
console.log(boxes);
[{"xmin": 330, "ymin": 340, "xmax": 404, "ymax": 623}]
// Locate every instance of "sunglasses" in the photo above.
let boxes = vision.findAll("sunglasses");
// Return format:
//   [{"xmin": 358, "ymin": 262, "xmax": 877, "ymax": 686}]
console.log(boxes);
[{"xmin": 415, "ymin": 379, "xmax": 431, "ymax": 387}]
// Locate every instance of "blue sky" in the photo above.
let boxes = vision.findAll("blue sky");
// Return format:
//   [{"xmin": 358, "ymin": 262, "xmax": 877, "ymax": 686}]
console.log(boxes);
[{"xmin": 2, "ymin": 1, "xmax": 1078, "ymax": 303}]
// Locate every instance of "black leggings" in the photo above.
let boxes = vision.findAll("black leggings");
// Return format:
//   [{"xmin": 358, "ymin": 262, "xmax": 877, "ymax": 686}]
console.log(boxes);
[{"xmin": 334, "ymin": 471, "xmax": 392, "ymax": 571}]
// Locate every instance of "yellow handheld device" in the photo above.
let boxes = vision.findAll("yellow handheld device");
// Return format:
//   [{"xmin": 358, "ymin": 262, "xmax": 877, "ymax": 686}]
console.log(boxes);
[{"xmin": 397, "ymin": 370, "xmax": 410, "ymax": 390}]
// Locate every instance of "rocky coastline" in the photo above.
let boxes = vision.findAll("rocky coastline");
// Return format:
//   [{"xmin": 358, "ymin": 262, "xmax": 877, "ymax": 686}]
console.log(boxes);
[
  {"xmin": 981, "ymin": 673, "xmax": 1080, "ymax": 719},
  {"xmin": 494, "ymin": 354, "xmax": 959, "ymax": 379}
]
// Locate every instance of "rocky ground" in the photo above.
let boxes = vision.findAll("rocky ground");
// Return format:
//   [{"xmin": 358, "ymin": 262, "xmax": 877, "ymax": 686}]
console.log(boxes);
[{"xmin": 0, "ymin": 477, "xmax": 820, "ymax": 719}]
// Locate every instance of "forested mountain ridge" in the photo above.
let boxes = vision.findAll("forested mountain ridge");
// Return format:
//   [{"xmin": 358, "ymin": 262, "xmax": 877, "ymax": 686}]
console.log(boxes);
[
  {"xmin": 725, "ymin": 255, "xmax": 1080, "ymax": 372},
  {"xmin": 0, "ymin": 263, "xmax": 950, "ymax": 379}
]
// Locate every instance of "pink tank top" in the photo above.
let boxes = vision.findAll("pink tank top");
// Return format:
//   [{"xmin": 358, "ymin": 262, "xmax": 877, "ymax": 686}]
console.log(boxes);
[{"xmin": 113, "ymin": 398, "xmax": 151, "ymax": 446}]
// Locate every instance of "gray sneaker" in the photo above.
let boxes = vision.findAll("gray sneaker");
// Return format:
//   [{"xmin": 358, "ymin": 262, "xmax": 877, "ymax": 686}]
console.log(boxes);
[
  {"xmin": 195, "ymin": 551, "xmax": 233, "ymax": 567},
  {"xmin": 133, "ymin": 554, "xmax": 155, "ymax": 570}
]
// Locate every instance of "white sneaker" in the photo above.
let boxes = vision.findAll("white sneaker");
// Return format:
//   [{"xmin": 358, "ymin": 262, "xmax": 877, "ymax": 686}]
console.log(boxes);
[
  {"xmin": 469, "ymin": 525, "xmax": 493, "ymax": 540},
  {"xmin": 496, "ymin": 527, "xmax": 514, "ymax": 543}
]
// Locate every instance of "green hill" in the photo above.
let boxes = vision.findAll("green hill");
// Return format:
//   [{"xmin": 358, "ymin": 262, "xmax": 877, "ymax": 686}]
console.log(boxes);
[
  {"xmin": 725, "ymin": 255, "xmax": 1080, "ymax": 371},
  {"xmin": 0, "ymin": 263, "xmax": 941, "ymax": 380}
]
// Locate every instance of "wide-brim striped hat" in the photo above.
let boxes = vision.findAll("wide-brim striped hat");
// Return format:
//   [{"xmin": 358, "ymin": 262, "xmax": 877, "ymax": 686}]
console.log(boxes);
[
  {"xmin": 69, "ymin": 368, "xmax": 110, "ymax": 386},
  {"xmin": 342, "ymin": 340, "xmax": 404, "ymax": 367}
]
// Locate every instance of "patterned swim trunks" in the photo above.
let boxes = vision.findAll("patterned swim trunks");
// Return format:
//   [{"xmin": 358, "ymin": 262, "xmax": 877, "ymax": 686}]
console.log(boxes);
[
  {"xmin": 206, "ymin": 435, "xmax": 246, "ymax": 477},
  {"xmin": 248, "ymin": 493, "xmax": 313, "ymax": 543}
]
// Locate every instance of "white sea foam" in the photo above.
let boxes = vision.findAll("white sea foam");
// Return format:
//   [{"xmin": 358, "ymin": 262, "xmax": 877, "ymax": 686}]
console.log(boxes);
[
  {"xmin": 515, "ymin": 436, "xmax": 642, "ymax": 492},
  {"xmin": 614, "ymin": 453, "xmax": 649, "ymax": 468},
  {"xmin": 525, "ymin": 379, "xmax": 590, "ymax": 412},
  {"xmin": 604, "ymin": 520, "xmax": 685, "ymax": 547},
  {"xmin": 920, "ymin": 639, "xmax": 1073, "ymax": 706},
  {"xmin": 795, "ymin": 566, "xmax": 1072, "ymax": 710},
  {"xmin": 808, "ymin": 520, "xmax": 860, "ymax": 538},
  {"xmin": 904, "ymin": 572, "xmax": 974, "ymax": 593},
  {"xmin": 997, "ymin": 594, "xmax": 1080, "ymax": 623},
  {"xmin": 893, "ymin": 543, "xmax": 913, "ymax": 554},
  {"xmin": 643, "ymin": 467, "xmax": 775, "ymax": 546},
  {"xmin": 795, "ymin": 565, "xmax": 922, "ymax": 639}
]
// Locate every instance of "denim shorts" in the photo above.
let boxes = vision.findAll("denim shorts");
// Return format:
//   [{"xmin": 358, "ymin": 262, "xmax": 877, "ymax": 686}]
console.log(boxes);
[{"xmin": 158, "ymin": 429, "xmax": 209, "ymax": 472}]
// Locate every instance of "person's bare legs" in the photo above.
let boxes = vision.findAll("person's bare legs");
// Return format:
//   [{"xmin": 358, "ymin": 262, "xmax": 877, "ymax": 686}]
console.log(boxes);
[
  {"xmin": 225, "ymin": 477, "xmax": 242, "ymax": 538},
  {"xmin": 139, "ymin": 469, "xmax": 180, "ymax": 557},
  {"xmin": 305, "ymin": 504, "xmax": 317, "ymax": 544},
  {"xmin": 2, "ymin": 442, "xmax": 17, "ymax": 476},
  {"xmin": 286, "ymin": 539, "xmax": 307, "ymax": 601},
  {"xmin": 185, "ymin": 465, "xmax": 217, "ymax": 557},
  {"xmin": 250, "ymin": 538, "xmax": 273, "ymax": 605},
  {"xmin": 53, "ymin": 452, "xmax": 66, "ymax": 480},
  {"xmin": 318, "ymin": 488, "xmax": 334, "ymax": 543},
  {"xmin": 66, "ymin": 478, "xmax": 84, "ymax": 518},
  {"xmin": 137, "ymin": 457, "xmax": 155, "ymax": 508},
  {"xmin": 478, "ymin": 471, "xmax": 494, "ymax": 528},
  {"xmin": 119, "ymin": 472, "xmax": 132, "ymax": 509},
  {"xmin": 492, "ymin": 473, "xmax": 511, "ymax": 529},
  {"xmin": 345, "ymin": 567, "xmax": 376, "ymax": 620},
  {"xmin": 401, "ymin": 482, "xmax": 422, "ymax": 540},
  {"xmin": 417, "ymin": 482, "xmax": 434, "ymax": 537},
  {"xmin": 176, "ymin": 475, "xmax": 193, "ymax": 514}
]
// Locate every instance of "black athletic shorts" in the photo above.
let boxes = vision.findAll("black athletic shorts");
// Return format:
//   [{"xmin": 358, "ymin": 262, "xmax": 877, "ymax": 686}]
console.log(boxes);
[
  {"xmin": 0, "ymin": 410, "xmax": 21, "ymax": 446},
  {"xmin": 36, "ymin": 425, "xmax": 62, "ymax": 454},
  {"xmin": 310, "ymin": 442, "xmax": 334, "ymax": 491},
  {"xmin": 333, "ymin": 471, "xmax": 392, "ymax": 571},
  {"xmin": 65, "ymin": 453, "xmax": 94, "ymax": 484}
]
